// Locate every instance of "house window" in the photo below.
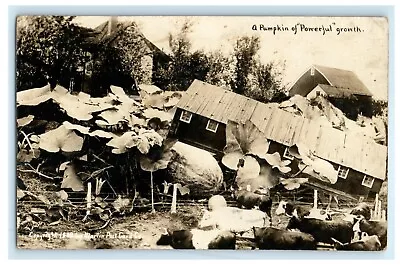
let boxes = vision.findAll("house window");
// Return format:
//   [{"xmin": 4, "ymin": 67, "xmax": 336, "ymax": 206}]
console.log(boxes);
[
  {"xmin": 180, "ymin": 111, "xmax": 192, "ymax": 123},
  {"xmin": 283, "ymin": 147, "xmax": 294, "ymax": 160},
  {"xmin": 311, "ymin": 67, "xmax": 315, "ymax": 76},
  {"xmin": 206, "ymin": 119, "xmax": 219, "ymax": 133},
  {"xmin": 337, "ymin": 166, "xmax": 349, "ymax": 179},
  {"xmin": 361, "ymin": 175, "xmax": 374, "ymax": 188},
  {"xmin": 316, "ymin": 91, "xmax": 321, "ymax": 96}
]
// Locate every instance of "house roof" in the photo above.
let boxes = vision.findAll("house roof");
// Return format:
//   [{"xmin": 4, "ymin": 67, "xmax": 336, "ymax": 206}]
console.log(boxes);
[
  {"xmin": 177, "ymin": 79, "xmax": 387, "ymax": 180},
  {"xmin": 91, "ymin": 20, "xmax": 168, "ymax": 58},
  {"xmin": 313, "ymin": 65, "xmax": 373, "ymax": 96}
]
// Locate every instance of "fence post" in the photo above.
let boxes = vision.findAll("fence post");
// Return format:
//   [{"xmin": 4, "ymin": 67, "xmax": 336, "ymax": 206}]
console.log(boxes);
[
  {"xmin": 171, "ymin": 184, "xmax": 178, "ymax": 214},
  {"xmin": 381, "ymin": 209, "xmax": 386, "ymax": 221},
  {"xmin": 313, "ymin": 190, "xmax": 318, "ymax": 209},
  {"xmin": 83, "ymin": 182, "xmax": 92, "ymax": 222},
  {"xmin": 374, "ymin": 194, "xmax": 379, "ymax": 219},
  {"xmin": 377, "ymin": 200, "xmax": 382, "ymax": 220}
]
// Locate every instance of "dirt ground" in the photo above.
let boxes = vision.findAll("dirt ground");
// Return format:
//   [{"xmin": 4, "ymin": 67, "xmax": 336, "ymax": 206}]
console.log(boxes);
[
  {"xmin": 17, "ymin": 203, "xmax": 296, "ymax": 250},
  {"xmin": 15, "ymin": 166, "xmax": 354, "ymax": 250},
  {"xmin": 17, "ymin": 204, "xmax": 206, "ymax": 249}
]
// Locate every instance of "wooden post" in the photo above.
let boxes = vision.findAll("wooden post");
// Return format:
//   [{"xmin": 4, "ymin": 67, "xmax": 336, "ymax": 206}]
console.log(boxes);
[
  {"xmin": 171, "ymin": 184, "xmax": 178, "ymax": 214},
  {"xmin": 377, "ymin": 200, "xmax": 382, "ymax": 220},
  {"xmin": 374, "ymin": 194, "xmax": 379, "ymax": 219},
  {"xmin": 87, "ymin": 182, "xmax": 92, "ymax": 212},
  {"xmin": 381, "ymin": 210, "xmax": 386, "ymax": 221},
  {"xmin": 313, "ymin": 190, "xmax": 318, "ymax": 209},
  {"xmin": 83, "ymin": 182, "xmax": 92, "ymax": 222},
  {"xmin": 151, "ymin": 172, "xmax": 155, "ymax": 213},
  {"xmin": 326, "ymin": 194, "xmax": 332, "ymax": 211}
]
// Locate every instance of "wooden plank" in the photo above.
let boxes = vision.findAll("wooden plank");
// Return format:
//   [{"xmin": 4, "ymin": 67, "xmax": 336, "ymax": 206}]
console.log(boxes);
[
  {"xmin": 249, "ymin": 103, "xmax": 265, "ymax": 130},
  {"xmin": 201, "ymin": 88, "xmax": 228, "ymax": 121},
  {"xmin": 229, "ymin": 96, "xmax": 247, "ymax": 123},
  {"xmin": 213, "ymin": 90, "xmax": 234, "ymax": 122},
  {"xmin": 288, "ymin": 115, "xmax": 305, "ymax": 146},
  {"xmin": 239, "ymin": 99, "xmax": 258, "ymax": 124},
  {"xmin": 191, "ymin": 84, "xmax": 214, "ymax": 114},
  {"xmin": 176, "ymin": 81, "xmax": 201, "ymax": 109},
  {"xmin": 223, "ymin": 94, "xmax": 243, "ymax": 124}
]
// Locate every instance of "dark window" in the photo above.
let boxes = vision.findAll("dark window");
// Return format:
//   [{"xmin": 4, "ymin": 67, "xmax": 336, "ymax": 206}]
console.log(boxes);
[
  {"xmin": 206, "ymin": 119, "xmax": 219, "ymax": 133},
  {"xmin": 337, "ymin": 166, "xmax": 349, "ymax": 179},
  {"xmin": 180, "ymin": 111, "xmax": 192, "ymax": 123},
  {"xmin": 361, "ymin": 175, "xmax": 374, "ymax": 188}
]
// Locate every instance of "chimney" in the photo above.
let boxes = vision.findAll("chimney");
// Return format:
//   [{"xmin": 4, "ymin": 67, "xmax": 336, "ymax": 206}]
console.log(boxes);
[{"xmin": 108, "ymin": 16, "xmax": 118, "ymax": 35}]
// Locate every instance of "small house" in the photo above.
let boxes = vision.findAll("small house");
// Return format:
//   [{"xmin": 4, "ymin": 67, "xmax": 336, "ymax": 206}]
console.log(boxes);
[
  {"xmin": 169, "ymin": 79, "xmax": 387, "ymax": 200},
  {"xmin": 288, "ymin": 65, "xmax": 373, "ymax": 119}
]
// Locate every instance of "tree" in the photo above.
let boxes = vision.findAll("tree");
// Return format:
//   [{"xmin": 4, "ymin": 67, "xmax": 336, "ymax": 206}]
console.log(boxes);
[
  {"xmin": 204, "ymin": 50, "xmax": 234, "ymax": 88},
  {"xmin": 16, "ymin": 16, "xmax": 88, "ymax": 91},
  {"xmin": 153, "ymin": 20, "xmax": 212, "ymax": 91},
  {"xmin": 245, "ymin": 60, "xmax": 289, "ymax": 103},
  {"xmin": 231, "ymin": 36, "xmax": 260, "ymax": 95}
]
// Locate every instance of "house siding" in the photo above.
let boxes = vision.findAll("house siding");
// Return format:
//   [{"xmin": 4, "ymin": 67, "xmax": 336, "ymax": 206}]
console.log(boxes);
[
  {"xmin": 289, "ymin": 68, "xmax": 329, "ymax": 97},
  {"xmin": 258, "ymin": 141, "xmax": 382, "ymax": 199},
  {"xmin": 169, "ymin": 108, "xmax": 226, "ymax": 154}
]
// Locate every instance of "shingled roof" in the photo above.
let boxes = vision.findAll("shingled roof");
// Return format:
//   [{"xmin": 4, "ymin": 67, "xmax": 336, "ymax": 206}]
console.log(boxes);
[
  {"xmin": 90, "ymin": 19, "xmax": 168, "ymax": 59},
  {"xmin": 176, "ymin": 79, "xmax": 387, "ymax": 180},
  {"xmin": 313, "ymin": 65, "xmax": 372, "ymax": 96}
]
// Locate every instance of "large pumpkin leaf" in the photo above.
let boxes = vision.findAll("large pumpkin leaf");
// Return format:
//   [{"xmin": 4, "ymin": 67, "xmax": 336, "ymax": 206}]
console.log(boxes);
[
  {"xmin": 17, "ymin": 115, "xmax": 34, "ymax": 127},
  {"xmin": 164, "ymin": 91, "xmax": 183, "ymax": 108},
  {"xmin": 280, "ymin": 177, "xmax": 309, "ymax": 190},
  {"xmin": 129, "ymin": 135, "xmax": 150, "ymax": 154},
  {"xmin": 16, "ymin": 84, "xmax": 53, "ymax": 106},
  {"xmin": 143, "ymin": 108, "xmax": 174, "ymax": 122},
  {"xmin": 128, "ymin": 114, "xmax": 147, "ymax": 128},
  {"xmin": 106, "ymin": 132, "xmax": 135, "ymax": 154},
  {"xmin": 222, "ymin": 151, "xmax": 245, "ymax": 170},
  {"xmin": 89, "ymin": 130, "xmax": 116, "ymax": 139},
  {"xmin": 38, "ymin": 125, "xmax": 84, "ymax": 153},
  {"xmin": 236, "ymin": 158, "xmax": 280, "ymax": 190},
  {"xmin": 142, "ymin": 93, "xmax": 166, "ymax": 109},
  {"xmin": 260, "ymin": 152, "xmax": 292, "ymax": 173},
  {"xmin": 140, "ymin": 129, "xmax": 163, "ymax": 147},
  {"xmin": 139, "ymin": 139, "xmax": 177, "ymax": 172},
  {"xmin": 98, "ymin": 109, "xmax": 127, "ymax": 125},
  {"xmin": 222, "ymin": 120, "xmax": 270, "ymax": 170},
  {"xmin": 298, "ymin": 161, "xmax": 337, "ymax": 184},
  {"xmin": 291, "ymin": 143, "xmax": 337, "ymax": 184},
  {"xmin": 139, "ymin": 84, "xmax": 163, "ymax": 96},
  {"xmin": 63, "ymin": 121, "xmax": 90, "ymax": 135},
  {"xmin": 61, "ymin": 163, "xmax": 84, "ymax": 191}
]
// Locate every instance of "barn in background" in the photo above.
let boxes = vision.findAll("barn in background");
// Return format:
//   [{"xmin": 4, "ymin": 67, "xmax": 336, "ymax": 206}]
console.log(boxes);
[
  {"xmin": 288, "ymin": 65, "xmax": 373, "ymax": 120},
  {"xmin": 169, "ymin": 79, "xmax": 387, "ymax": 200}
]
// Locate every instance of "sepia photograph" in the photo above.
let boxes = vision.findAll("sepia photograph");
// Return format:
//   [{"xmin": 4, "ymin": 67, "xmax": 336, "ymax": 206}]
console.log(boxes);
[{"xmin": 15, "ymin": 15, "xmax": 388, "ymax": 251}]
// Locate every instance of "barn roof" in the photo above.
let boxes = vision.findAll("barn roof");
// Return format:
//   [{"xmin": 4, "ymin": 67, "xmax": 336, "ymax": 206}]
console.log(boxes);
[
  {"xmin": 313, "ymin": 65, "xmax": 373, "ymax": 97},
  {"xmin": 316, "ymin": 84, "xmax": 364, "ymax": 98},
  {"xmin": 176, "ymin": 79, "xmax": 387, "ymax": 180}
]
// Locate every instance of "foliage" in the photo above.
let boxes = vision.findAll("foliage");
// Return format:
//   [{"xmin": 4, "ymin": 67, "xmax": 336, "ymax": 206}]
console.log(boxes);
[
  {"xmin": 230, "ymin": 36, "xmax": 260, "ymax": 95},
  {"xmin": 222, "ymin": 120, "xmax": 269, "ymax": 170},
  {"xmin": 17, "ymin": 83, "xmax": 178, "ymax": 220},
  {"xmin": 329, "ymin": 95, "xmax": 373, "ymax": 121},
  {"xmin": 222, "ymin": 120, "xmax": 289, "ymax": 191},
  {"xmin": 16, "ymin": 16, "xmax": 89, "ymax": 91},
  {"xmin": 371, "ymin": 99, "xmax": 388, "ymax": 117},
  {"xmin": 245, "ymin": 60, "xmax": 289, "ymax": 103}
]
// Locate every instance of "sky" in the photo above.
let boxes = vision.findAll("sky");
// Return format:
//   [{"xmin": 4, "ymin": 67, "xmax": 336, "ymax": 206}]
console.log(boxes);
[{"xmin": 75, "ymin": 16, "xmax": 389, "ymax": 100}]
